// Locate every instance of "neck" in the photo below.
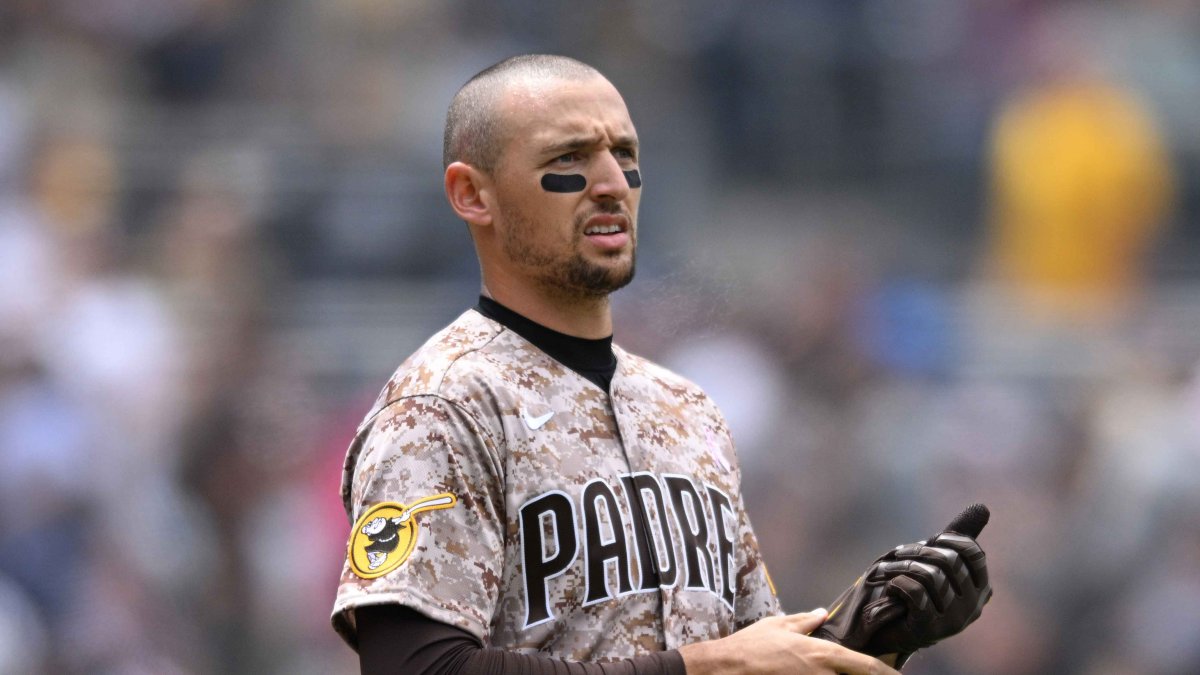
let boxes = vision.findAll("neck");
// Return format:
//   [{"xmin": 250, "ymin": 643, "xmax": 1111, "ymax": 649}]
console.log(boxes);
[{"xmin": 481, "ymin": 275, "xmax": 613, "ymax": 339}]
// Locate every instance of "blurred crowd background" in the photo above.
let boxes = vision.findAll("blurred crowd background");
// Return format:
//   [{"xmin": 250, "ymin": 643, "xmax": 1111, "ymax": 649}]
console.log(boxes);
[{"xmin": 2, "ymin": 1, "xmax": 1200, "ymax": 673}]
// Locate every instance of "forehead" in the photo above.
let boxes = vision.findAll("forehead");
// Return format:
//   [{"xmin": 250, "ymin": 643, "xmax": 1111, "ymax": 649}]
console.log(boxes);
[{"xmin": 498, "ymin": 76, "xmax": 637, "ymax": 156}]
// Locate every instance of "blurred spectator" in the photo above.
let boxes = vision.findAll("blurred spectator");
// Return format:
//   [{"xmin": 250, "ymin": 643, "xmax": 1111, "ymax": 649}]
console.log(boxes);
[
  {"xmin": 984, "ymin": 43, "xmax": 1175, "ymax": 323},
  {"xmin": 0, "ymin": 573, "xmax": 49, "ymax": 674}
]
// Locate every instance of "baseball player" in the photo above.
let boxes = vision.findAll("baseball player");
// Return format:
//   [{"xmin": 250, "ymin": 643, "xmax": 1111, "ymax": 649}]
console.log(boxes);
[{"xmin": 332, "ymin": 54, "xmax": 985, "ymax": 675}]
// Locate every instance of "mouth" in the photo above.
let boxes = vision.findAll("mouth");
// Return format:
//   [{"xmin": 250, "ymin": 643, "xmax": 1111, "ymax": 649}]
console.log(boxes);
[
  {"xmin": 582, "ymin": 214, "xmax": 631, "ymax": 252},
  {"xmin": 585, "ymin": 223, "xmax": 625, "ymax": 235},
  {"xmin": 583, "ymin": 213, "xmax": 629, "ymax": 236}
]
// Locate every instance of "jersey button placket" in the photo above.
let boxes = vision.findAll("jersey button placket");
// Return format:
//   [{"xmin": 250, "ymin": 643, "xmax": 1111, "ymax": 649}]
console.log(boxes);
[{"xmin": 608, "ymin": 375, "xmax": 675, "ymax": 651}]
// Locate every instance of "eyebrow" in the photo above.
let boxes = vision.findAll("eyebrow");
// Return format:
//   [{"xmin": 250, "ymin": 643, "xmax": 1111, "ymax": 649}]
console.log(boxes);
[{"xmin": 539, "ymin": 134, "xmax": 639, "ymax": 157}]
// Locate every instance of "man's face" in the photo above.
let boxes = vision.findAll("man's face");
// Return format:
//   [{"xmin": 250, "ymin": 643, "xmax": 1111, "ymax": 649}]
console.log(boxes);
[{"xmin": 487, "ymin": 75, "xmax": 641, "ymax": 298}]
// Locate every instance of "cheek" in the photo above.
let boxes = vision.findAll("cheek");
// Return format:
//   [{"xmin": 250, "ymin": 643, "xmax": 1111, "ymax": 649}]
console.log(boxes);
[
  {"xmin": 527, "ymin": 197, "xmax": 577, "ymax": 231},
  {"xmin": 496, "ymin": 180, "xmax": 583, "ymax": 240},
  {"xmin": 625, "ymin": 192, "xmax": 642, "ymax": 222},
  {"xmin": 501, "ymin": 198, "xmax": 576, "ymax": 249}
]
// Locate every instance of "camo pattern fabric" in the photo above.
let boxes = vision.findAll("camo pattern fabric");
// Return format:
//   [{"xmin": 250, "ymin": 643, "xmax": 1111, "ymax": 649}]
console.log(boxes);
[{"xmin": 331, "ymin": 309, "xmax": 780, "ymax": 660}]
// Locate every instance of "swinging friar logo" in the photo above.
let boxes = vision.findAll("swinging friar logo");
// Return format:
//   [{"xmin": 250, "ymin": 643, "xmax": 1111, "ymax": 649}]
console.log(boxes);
[
  {"xmin": 348, "ymin": 493, "xmax": 458, "ymax": 579},
  {"xmin": 519, "ymin": 472, "xmax": 738, "ymax": 629}
]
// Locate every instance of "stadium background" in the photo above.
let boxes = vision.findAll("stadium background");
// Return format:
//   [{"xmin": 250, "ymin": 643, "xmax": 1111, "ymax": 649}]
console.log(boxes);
[{"xmin": 2, "ymin": 1, "xmax": 1199, "ymax": 673}]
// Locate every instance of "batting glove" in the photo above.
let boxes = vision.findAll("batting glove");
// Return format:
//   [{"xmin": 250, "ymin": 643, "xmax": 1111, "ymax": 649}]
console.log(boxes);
[{"xmin": 810, "ymin": 504, "xmax": 993, "ymax": 668}]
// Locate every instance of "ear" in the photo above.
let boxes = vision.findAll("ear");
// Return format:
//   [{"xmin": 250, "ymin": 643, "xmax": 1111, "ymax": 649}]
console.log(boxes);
[{"xmin": 444, "ymin": 161, "xmax": 494, "ymax": 227}]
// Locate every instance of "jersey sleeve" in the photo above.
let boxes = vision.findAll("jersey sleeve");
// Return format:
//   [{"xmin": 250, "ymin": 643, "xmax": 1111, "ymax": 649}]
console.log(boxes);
[
  {"xmin": 332, "ymin": 394, "xmax": 505, "ymax": 648},
  {"xmin": 731, "ymin": 492, "xmax": 783, "ymax": 626},
  {"xmin": 722, "ymin": 424, "xmax": 782, "ymax": 627}
]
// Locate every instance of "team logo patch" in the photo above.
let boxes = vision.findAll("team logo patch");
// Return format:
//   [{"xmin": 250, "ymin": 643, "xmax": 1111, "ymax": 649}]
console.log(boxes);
[{"xmin": 348, "ymin": 493, "xmax": 457, "ymax": 579}]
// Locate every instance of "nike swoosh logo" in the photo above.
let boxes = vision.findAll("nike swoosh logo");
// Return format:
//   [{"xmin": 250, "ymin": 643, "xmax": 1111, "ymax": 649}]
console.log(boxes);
[{"xmin": 521, "ymin": 410, "xmax": 554, "ymax": 430}]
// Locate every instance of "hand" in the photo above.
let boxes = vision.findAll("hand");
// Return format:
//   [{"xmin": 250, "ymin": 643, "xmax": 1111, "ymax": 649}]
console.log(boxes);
[
  {"xmin": 679, "ymin": 608, "xmax": 902, "ymax": 675},
  {"xmin": 810, "ymin": 504, "xmax": 993, "ymax": 667},
  {"xmin": 867, "ymin": 532, "xmax": 991, "ymax": 657}
]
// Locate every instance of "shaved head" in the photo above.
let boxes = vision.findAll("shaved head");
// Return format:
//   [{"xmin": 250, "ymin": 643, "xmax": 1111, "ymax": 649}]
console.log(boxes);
[{"xmin": 443, "ymin": 54, "xmax": 604, "ymax": 174}]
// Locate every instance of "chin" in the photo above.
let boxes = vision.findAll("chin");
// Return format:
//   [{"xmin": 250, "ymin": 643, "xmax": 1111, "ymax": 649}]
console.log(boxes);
[
  {"xmin": 586, "ymin": 261, "xmax": 636, "ymax": 295},
  {"xmin": 554, "ymin": 254, "xmax": 636, "ymax": 297}
]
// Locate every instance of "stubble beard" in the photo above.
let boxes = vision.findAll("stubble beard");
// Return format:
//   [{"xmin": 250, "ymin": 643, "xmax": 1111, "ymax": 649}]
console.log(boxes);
[{"xmin": 501, "ymin": 205, "xmax": 637, "ymax": 299}]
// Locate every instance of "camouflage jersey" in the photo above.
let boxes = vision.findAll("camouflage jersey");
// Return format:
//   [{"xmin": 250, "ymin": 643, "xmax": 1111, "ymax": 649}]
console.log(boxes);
[{"xmin": 332, "ymin": 308, "xmax": 780, "ymax": 660}]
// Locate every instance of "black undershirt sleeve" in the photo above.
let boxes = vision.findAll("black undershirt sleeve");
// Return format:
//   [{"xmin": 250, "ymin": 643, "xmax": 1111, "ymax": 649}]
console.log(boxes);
[{"xmin": 357, "ymin": 605, "xmax": 687, "ymax": 675}]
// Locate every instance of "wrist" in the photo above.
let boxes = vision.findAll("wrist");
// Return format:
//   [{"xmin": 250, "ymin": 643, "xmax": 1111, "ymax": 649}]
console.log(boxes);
[{"xmin": 678, "ymin": 638, "xmax": 730, "ymax": 675}]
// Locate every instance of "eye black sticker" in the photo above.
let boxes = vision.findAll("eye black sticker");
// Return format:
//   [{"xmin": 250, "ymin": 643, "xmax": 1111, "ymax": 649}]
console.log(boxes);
[
  {"xmin": 541, "ymin": 173, "xmax": 587, "ymax": 193},
  {"xmin": 540, "ymin": 171, "xmax": 641, "ymax": 193}
]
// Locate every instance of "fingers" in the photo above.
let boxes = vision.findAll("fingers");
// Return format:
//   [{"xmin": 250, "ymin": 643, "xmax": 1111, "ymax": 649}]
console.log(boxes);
[
  {"xmin": 797, "ymin": 624, "xmax": 903, "ymax": 675},
  {"xmin": 873, "ymin": 560, "xmax": 954, "ymax": 612},
  {"xmin": 892, "ymin": 543, "xmax": 972, "ymax": 595},
  {"xmin": 861, "ymin": 597, "xmax": 905, "ymax": 626},
  {"xmin": 824, "ymin": 643, "xmax": 903, "ymax": 675},
  {"xmin": 691, "ymin": 612, "xmax": 902, "ymax": 675},
  {"xmin": 930, "ymin": 532, "xmax": 989, "ymax": 590},
  {"xmin": 883, "ymin": 574, "xmax": 934, "ymax": 615},
  {"xmin": 929, "ymin": 533, "xmax": 983, "ymax": 561},
  {"xmin": 780, "ymin": 607, "xmax": 829, "ymax": 635}
]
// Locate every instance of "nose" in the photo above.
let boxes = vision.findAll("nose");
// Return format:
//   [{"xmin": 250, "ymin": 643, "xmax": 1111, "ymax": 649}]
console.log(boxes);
[{"xmin": 587, "ymin": 151, "xmax": 630, "ymax": 202}]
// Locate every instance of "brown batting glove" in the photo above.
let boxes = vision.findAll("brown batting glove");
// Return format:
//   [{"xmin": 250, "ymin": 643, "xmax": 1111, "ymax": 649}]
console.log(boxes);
[{"xmin": 810, "ymin": 504, "xmax": 993, "ymax": 668}]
